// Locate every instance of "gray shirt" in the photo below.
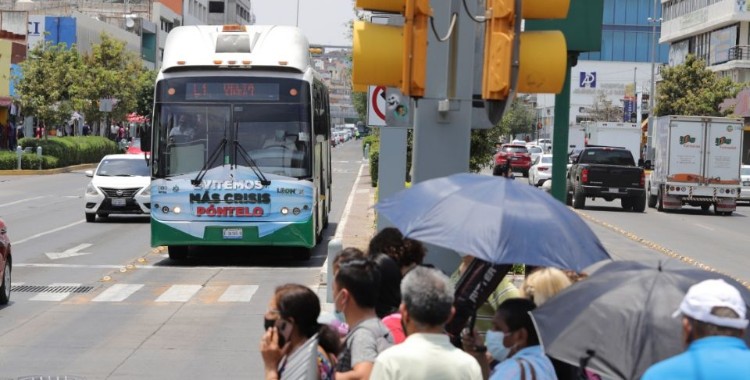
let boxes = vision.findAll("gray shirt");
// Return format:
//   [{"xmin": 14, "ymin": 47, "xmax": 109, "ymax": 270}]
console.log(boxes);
[{"xmin": 335, "ymin": 317, "xmax": 394, "ymax": 372}]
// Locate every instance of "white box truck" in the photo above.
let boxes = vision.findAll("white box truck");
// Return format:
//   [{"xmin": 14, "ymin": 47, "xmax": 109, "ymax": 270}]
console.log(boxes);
[
  {"xmin": 647, "ymin": 116, "xmax": 743, "ymax": 215},
  {"xmin": 584, "ymin": 122, "xmax": 642, "ymax": 162},
  {"xmin": 568, "ymin": 125, "xmax": 585, "ymax": 154}
]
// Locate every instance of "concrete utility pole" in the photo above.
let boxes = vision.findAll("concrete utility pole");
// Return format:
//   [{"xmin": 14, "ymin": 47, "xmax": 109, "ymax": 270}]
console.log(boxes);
[
  {"xmin": 647, "ymin": 7, "xmax": 662, "ymax": 162},
  {"xmin": 410, "ymin": 0, "xmax": 477, "ymax": 271}
]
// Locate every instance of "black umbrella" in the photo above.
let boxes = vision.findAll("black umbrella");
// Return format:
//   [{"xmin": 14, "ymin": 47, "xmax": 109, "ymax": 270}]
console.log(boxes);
[{"xmin": 530, "ymin": 259, "xmax": 750, "ymax": 380}]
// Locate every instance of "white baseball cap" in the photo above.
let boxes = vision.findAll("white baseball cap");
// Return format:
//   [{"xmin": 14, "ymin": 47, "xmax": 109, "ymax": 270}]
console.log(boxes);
[{"xmin": 673, "ymin": 279, "xmax": 749, "ymax": 330}]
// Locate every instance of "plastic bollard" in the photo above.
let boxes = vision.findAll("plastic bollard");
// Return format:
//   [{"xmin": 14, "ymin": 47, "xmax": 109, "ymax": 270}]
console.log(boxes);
[
  {"xmin": 16, "ymin": 145, "xmax": 22, "ymax": 169},
  {"xmin": 36, "ymin": 146, "xmax": 42, "ymax": 170},
  {"xmin": 326, "ymin": 238, "xmax": 342, "ymax": 303}
]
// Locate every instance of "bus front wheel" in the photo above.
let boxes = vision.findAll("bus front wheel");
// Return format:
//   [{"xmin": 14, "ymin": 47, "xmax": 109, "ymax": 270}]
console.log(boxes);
[{"xmin": 168, "ymin": 246, "xmax": 188, "ymax": 260}]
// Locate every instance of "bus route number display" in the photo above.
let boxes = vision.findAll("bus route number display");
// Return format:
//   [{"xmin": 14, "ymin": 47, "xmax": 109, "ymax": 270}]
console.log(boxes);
[{"xmin": 185, "ymin": 82, "xmax": 280, "ymax": 101}]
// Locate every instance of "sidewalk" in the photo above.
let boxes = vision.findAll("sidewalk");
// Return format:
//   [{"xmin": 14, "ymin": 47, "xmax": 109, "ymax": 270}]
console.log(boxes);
[
  {"xmin": 0, "ymin": 163, "xmax": 97, "ymax": 175},
  {"xmin": 318, "ymin": 161, "xmax": 376, "ymax": 309}
]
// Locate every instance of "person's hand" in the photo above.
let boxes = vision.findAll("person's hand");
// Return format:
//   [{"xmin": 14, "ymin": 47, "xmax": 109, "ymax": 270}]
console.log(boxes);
[
  {"xmin": 461, "ymin": 328, "xmax": 487, "ymax": 360},
  {"xmin": 260, "ymin": 326, "xmax": 283, "ymax": 373}
]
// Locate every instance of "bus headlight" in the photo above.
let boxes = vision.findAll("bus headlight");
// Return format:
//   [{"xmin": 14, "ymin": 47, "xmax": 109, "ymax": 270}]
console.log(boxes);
[
  {"xmin": 173, "ymin": 206, "xmax": 181, "ymax": 214},
  {"xmin": 281, "ymin": 207, "xmax": 289, "ymax": 215}
]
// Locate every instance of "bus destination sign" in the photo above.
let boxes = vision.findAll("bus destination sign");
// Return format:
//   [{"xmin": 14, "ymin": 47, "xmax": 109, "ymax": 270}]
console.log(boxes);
[{"xmin": 185, "ymin": 82, "xmax": 280, "ymax": 101}]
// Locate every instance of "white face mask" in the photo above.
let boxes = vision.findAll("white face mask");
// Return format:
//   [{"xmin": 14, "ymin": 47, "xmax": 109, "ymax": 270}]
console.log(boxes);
[{"xmin": 486, "ymin": 330, "xmax": 512, "ymax": 362}]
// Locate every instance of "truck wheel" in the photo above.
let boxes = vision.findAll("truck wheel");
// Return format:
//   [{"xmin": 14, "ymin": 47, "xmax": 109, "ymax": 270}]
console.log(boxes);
[
  {"xmin": 632, "ymin": 194, "xmax": 646, "ymax": 212},
  {"xmin": 700, "ymin": 204, "xmax": 710, "ymax": 212},
  {"xmin": 647, "ymin": 185, "xmax": 657, "ymax": 208},
  {"xmin": 168, "ymin": 246, "xmax": 188, "ymax": 260},
  {"xmin": 565, "ymin": 182, "xmax": 573, "ymax": 206},
  {"xmin": 573, "ymin": 186, "xmax": 586, "ymax": 209},
  {"xmin": 492, "ymin": 166, "xmax": 503, "ymax": 176},
  {"xmin": 657, "ymin": 186, "xmax": 664, "ymax": 212},
  {"xmin": 620, "ymin": 197, "xmax": 633, "ymax": 210}
]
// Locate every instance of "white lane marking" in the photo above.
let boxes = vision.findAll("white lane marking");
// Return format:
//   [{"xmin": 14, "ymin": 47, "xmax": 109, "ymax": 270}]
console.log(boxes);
[
  {"xmin": 0, "ymin": 196, "xmax": 46, "ymax": 208},
  {"xmin": 92, "ymin": 284, "xmax": 144, "ymax": 302},
  {"xmin": 46, "ymin": 243, "xmax": 93, "ymax": 260},
  {"xmin": 218, "ymin": 285, "xmax": 259, "ymax": 302},
  {"xmin": 14, "ymin": 220, "xmax": 86, "ymax": 245},
  {"xmin": 29, "ymin": 283, "xmax": 81, "ymax": 302},
  {"xmin": 334, "ymin": 163, "xmax": 365, "ymax": 241},
  {"xmin": 694, "ymin": 223, "xmax": 715, "ymax": 231},
  {"xmin": 15, "ymin": 263, "xmax": 126, "ymax": 269},
  {"xmin": 155, "ymin": 285, "xmax": 202, "ymax": 302},
  {"xmin": 10, "ymin": 282, "xmax": 25, "ymax": 287}
]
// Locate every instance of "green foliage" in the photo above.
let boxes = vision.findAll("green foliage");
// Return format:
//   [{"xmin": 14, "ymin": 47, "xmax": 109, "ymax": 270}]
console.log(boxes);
[
  {"xmin": 352, "ymin": 91, "xmax": 367, "ymax": 122},
  {"xmin": 19, "ymin": 136, "xmax": 119, "ymax": 166},
  {"xmin": 0, "ymin": 151, "xmax": 60, "ymax": 170},
  {"xmin": 655, "ymin": 55, "xmax": 741, "ymax": 116},
  {"xmin": 15, "ymin": 32, "xmax": 148, "ymax": 130},
  {"xmin": 369, "ymin": 148, "xmax": 380, "ymax": 187},
  {"xmin": 469, "ymin": 99, "xmax": 534, "ymax": 172},
  {"xmin": 135, "ymin": 69, "xmax": 158, "ymax": 119},
  {"xmin": 501, "ymin": 98, "xmax": 536, "ymax": 137}
]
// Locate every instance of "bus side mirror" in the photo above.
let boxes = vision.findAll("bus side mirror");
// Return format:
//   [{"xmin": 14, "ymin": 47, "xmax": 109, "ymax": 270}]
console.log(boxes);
[{"xmin": 141, "ymin": 125, "xmax": 152, "ymax": 153}]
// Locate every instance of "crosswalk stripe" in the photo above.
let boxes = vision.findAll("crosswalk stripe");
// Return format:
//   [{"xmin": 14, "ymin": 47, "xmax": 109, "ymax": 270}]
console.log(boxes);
[
  {"xmin": 155, "ymin": 285, "xmax": 203, "ymax": 302},
  {"xmin": 218, "ymin": 285, "xmax": 259, "ymax": 302},
  {"xmin": 92, "ymin": 284, "xmax": 144, "ymax": 302},
  {"xmin": 30, "ymin": 283, "xmax": 81, "ymax": 302}
]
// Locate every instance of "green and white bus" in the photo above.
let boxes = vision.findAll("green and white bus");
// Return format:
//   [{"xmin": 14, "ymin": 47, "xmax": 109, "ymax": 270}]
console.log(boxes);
[{"xmin": 143, "ymin": 24, "xmax": 332, "ymax": 260}]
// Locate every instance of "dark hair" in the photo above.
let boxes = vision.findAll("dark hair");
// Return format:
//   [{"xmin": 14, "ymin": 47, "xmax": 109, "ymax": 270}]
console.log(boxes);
[
  {"xmin": 334, "ymin": 257, "xmax": 381, "ymax": 309},
  {"xmin": 371, "ymin": 253, "xmax": 402, "ymax": 318},
  {"xmin": 333, "ymin": 247, "xmax": 366, "ymax": 273},
  {"xmin": 275, "ymin": 284, "xmax": 341, "ymax": 356},
  {"xmin": 690, "ymin": 306, "xmax": 744, "ymax": 338},
  {"xmin": 497, "ymin": 298, "xmax": 539, "ymax": 346},
  {"xmin": 367, "ymin": 228, "xmax": 426, "ymax": 270}
]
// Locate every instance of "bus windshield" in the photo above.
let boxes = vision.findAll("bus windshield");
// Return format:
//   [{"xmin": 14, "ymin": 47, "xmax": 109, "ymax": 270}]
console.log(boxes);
[{"xmin": 152, "ymin": 77, "xmax": 311, "ymax": 179}]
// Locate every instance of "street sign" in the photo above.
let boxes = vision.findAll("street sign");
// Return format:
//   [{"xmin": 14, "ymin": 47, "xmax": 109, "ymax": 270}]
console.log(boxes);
[
  {"xmin": 367, "ymin": 86, "xmax": 387, "ymax": 126},
  {"xmin": 385, "ymin": 88, "xmax": 413, "ymax": 128}
]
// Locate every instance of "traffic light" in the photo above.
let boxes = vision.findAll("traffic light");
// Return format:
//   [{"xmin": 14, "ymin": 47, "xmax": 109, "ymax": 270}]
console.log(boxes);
[
  {"xmin": 351, "ymin": 0, "xmax": 431, "ymax": 97},
  {"xmin": 482, "ymin": 0, "xmax": 570, "ymax": 123}
]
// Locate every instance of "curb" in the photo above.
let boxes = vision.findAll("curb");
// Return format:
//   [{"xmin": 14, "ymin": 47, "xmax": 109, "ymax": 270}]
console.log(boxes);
[{"xmin": 0, "ymin": 163, "xmax": 97, "ymax": 175}]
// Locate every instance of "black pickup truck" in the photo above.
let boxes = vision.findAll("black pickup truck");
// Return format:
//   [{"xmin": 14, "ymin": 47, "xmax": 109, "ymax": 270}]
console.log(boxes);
[{"xmin": 566, "ymin": 146, "xmax": 646, "ymax": 212}]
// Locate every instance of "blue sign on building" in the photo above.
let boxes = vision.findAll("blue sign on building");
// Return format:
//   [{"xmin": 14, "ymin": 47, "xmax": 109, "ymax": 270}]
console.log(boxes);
[{"xmin": 579, "ymin": 72, "xmax": 597, "ymax": 88}]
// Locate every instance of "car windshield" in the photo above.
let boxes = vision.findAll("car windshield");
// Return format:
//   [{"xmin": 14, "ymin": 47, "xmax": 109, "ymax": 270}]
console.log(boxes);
[
  {"xmin": 541, "ymin": 156, "xmax": 552, "ymax": 164},
  {"xmin": 96, "ymin": 159, "xmax": 150, "ymax": 177},
  {"xmin": 503, "ymin": 146, "xmax": 528, "ymax": 153},
  {"xmin": 742, "ymin": 167, "xmax": 750, "ymax": 176},
  {"xmin": 529, "ymin": 146, "xmax": 543, "ymax": 154}
]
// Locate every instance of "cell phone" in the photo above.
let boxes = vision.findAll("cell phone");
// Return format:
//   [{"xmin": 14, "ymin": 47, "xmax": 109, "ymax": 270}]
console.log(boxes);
[{"xmin": 277, "ymin": 320, "xmax": 293, "ymax": 343}]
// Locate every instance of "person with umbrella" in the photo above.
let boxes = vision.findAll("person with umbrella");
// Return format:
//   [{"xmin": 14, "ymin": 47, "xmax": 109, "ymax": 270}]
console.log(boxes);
[
  {"xmin": 463, "ymin": 298, "xmax": 557, "ymax": 380},
  {"xmin": 641, "ymin": 279, "xmax": 750, "ymax": 380}
]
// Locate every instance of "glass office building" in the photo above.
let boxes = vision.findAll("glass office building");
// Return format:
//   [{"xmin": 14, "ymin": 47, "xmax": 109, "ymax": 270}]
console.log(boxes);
[{"xmin": 579, "ymin": 0, "xmax": 669, "ymax": 63}]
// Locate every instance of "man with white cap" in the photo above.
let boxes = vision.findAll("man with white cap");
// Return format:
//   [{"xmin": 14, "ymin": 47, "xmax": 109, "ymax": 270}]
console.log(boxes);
[{"xmin": 642, "ymin": 278, "xmax": 750, "ymax": 379}]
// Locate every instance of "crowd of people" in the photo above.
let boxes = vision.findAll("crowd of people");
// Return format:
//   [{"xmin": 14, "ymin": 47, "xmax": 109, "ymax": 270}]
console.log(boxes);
[{"xmin": 259, "ymin": 228, "xmax": 750, "ymax": 380}]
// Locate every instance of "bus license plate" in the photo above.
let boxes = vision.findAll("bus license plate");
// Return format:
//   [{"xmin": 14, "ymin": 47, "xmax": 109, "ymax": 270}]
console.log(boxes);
[
  {"xmin": 112, "ymin": 198, "xmax": 126, "ymax": 206},
  {"xmin": 223, "ymin": 228, "xmax": 243, "ymax": 240}
]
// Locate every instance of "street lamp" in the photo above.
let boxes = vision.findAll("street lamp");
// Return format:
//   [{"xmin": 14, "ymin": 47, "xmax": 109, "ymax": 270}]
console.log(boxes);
[{"xmin": 647, "ymin": 7, "xmax": 663, "ymax": 161}]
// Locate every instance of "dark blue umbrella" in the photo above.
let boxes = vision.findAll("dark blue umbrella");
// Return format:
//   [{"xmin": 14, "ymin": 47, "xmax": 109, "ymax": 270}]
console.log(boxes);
[
  {"xmin": 530, "ymin": 259, "xmax": 750, "ymax": 380},
  {"xmin": 375, "ymin": 173, "xmax": 610, "ymax": 272}
]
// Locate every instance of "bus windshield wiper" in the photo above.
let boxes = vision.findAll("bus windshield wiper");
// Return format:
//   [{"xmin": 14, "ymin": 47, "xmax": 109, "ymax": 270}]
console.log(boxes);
[
  {"xmin": 191, "ymin": 138, "xmax": 227, "ymax": 186},
  {"xmin": 233, "ymin": 140, "xmax": 271, "ymax": 186}
]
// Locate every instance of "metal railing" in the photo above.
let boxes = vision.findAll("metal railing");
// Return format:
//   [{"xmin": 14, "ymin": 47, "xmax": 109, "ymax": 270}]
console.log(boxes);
[{"xmin": 728, "ymin": 46, "xmax": 750, "ymax": 61}]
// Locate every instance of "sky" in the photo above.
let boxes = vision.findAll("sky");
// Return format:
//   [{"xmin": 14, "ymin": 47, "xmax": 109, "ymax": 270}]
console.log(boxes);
[{"xmin": 252, "ymin": 0, "xmax": 357, "ymax": 46}]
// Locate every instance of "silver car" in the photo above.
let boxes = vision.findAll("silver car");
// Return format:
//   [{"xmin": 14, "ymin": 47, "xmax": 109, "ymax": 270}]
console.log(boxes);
[{"xmin": 740, "ymin": 165, "xmax": 750, "ymax": 203}]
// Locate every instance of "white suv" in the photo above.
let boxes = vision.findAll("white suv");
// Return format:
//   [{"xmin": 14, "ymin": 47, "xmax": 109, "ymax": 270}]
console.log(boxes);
[{"xmin": 84, "ymin": 154, "xmax": 151, "ymax": 222}]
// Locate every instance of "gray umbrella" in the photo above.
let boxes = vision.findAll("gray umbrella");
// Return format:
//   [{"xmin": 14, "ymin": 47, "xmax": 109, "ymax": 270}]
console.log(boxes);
[{"xmin": 530, "ymin": 259, "xmax": 750, "ymax": 380}]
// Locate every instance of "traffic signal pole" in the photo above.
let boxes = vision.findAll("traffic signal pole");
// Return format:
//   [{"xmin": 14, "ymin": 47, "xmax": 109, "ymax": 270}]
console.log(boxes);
[
  {"xmin": 550, "ymin": 52, "xmax": 578, "ymax": 202},
  {"xmin": 411, "ymin": 0, "xmax": 476, "ymax": 271}
]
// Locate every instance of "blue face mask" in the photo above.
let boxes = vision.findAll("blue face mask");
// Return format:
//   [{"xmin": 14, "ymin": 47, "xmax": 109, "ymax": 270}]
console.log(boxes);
[
  {"xmin": 334, "ymin": 291, "xmax": 346, "ymax": 323},
  {"xmin": 486, "ymin": 330, "xmax": 512, "ymax": 362}
]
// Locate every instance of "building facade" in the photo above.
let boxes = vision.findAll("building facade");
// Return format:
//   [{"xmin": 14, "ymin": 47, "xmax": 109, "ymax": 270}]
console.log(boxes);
[
  {"xmin": 534, "ymin": 0, "xmax": 670, "ymax": 146},
  {"xmin": 660, "ymin": 0, "xmax": 750, "ymax": 162}
]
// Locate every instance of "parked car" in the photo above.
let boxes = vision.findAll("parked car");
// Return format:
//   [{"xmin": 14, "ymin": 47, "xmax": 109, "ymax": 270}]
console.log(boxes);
[
  {"xmin": 493, "ymin": 144, "xmax": 532, "ymax": 177},
  {"xmin": 741, "ymin": 165, "xmax": 750, "ymax": 203},
  {"xmin": 528, "ymin": 154, "xmax": 553, "ymax": 187},
  {"xmin": 527, "ymin": 145, "xmax": 544, "ymax": 163},
  {"xmin": 126, "ymin": 138, "xmax": 143, "ymax": 155},
  {"xmin": 0, "ymin": 216, "xmax": 11, "ymax": 305},
  {"xmin": 84, "ymin": 154, "xmax": 151, "ymax": 222}
]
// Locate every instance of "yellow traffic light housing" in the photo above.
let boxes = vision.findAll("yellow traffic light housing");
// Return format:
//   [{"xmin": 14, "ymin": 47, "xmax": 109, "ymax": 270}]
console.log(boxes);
[
  {"xmin": 481, "ymin": 0, "xmax": 569, "ymax": 123},
  {"xmin": 352, "ymin": 0, "xmax": 431, "ymax": 97}
]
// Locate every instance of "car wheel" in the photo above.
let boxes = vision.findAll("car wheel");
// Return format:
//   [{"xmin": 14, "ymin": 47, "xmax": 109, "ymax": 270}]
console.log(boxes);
[
  {"xmin": 647, "ymin": 185, "xmax": 657, "ymax": 208},
  {"xmin": 168, "ymin": 246, "xmax": 189, "ymax": 260},
  {"xmin": 620, "ymin": 197, "xmax": 633, "ymax": 210},
  {"xmin": 522, "ymin": 170, "xmax": 529, "ymax": 178},
  {"xmin": 632, "ymin": 194, "xmax": 647, "ymax": 213},
  {"xmin": 85, "ymin": 213, "xmax": 96, "ymax": 223},
  {"xmin": 573, "ymin": 185, "xmax": 586, "ymax": 209},
  {"xmin": 0, "ymin": 259, "xmax": 10, "ymax": 305}
]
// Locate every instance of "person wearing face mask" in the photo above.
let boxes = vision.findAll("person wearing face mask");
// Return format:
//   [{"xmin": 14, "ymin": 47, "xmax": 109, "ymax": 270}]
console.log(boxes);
[
  {"xmin": 260, "ymin": 284, "xmax": 341, "ymax": 380},
  {"xmin": 370, "ymin": 266, "xmax": 482, "ymax": 379},
  {"xmin": 332, "ymin": 251, "xmax": 394, "ymax": 380},
  {"xmin": 464, "ymin": 298, "xmax": 557, "ymax": 380}
]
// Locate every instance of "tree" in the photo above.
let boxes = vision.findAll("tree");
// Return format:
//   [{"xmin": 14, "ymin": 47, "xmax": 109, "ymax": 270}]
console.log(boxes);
[
  {"xmin": 15, "ymin": 41, "xmax": 85, "ymax": 131},
  {"xmin": 500, "ymin": 98, "xmax": 536, "ymax": 139},
  {"xmin": 583, "ymin": 91, "xmax": 622, "ymax": 122},
  {"xmin": 135, "ymin": 69, "xmax": 157, "ymax": 118},
  {"xmin": 352, "ymin": 91, "xmax": 367, "ymax": 121},
  {"xmin": 655, "ymin": 54, "xmax": 740, "ymax": 116}
]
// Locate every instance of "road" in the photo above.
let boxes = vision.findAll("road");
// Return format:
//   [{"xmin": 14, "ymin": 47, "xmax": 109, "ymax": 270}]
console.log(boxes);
[{"xmin": 0, "ymin": 138, "xmax": 365, "ymax": 379}]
